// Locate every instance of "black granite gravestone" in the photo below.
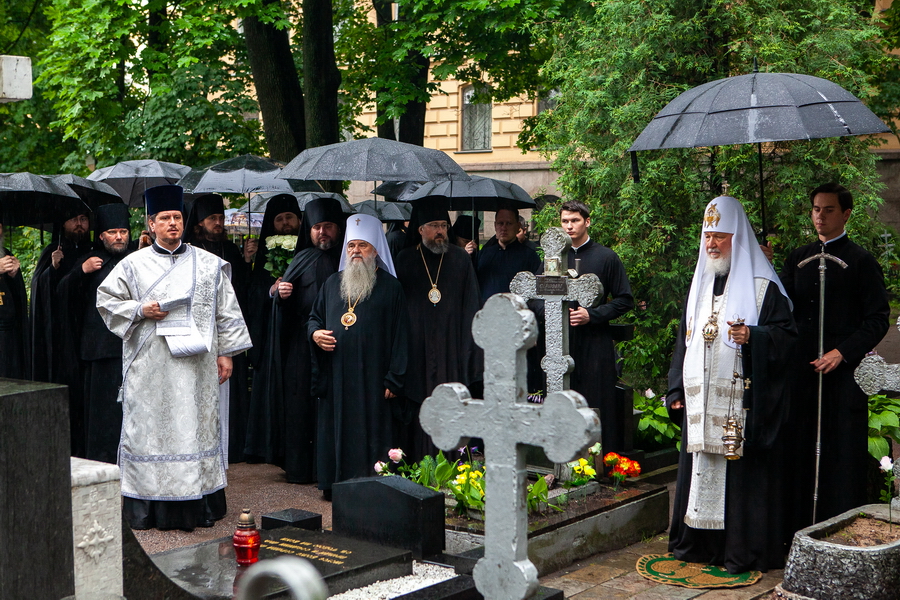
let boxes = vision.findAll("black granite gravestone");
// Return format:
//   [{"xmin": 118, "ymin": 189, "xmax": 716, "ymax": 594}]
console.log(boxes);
[
  {"xmin": 261, "ymin": 508, "xmax": 322, "ymax": 531},
  {"xmin": 332, "ymin": 476, "xmax": 445, "ymax": 559},
  {"xmin": 152, "ymin": 527, "xmax": 412, "ymax": 598},
  {"xmin": 0, "ymin": 379, "xmax": 74, "ymax": 600}
]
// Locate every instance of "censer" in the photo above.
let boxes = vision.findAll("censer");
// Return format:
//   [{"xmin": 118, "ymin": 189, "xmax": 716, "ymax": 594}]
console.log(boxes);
[{"xmin": 722, "ymin": 318, "xmax": 747, "ymax": 460}]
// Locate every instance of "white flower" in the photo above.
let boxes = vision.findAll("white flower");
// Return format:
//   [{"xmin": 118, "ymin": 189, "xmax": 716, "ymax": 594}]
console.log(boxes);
[
  {"xmin": 265, "ymin": 235, "xmax": 281, "ymax": 250},
  {"xmin": 644, "ymin": 388, "xmax": 655, "ymax": 398},
  {"xmin": 281, "ymin": 236, "xmax": 298, "ymax": 251},
  {"xmin": 588, "ymin": 442, "xmax": 602, "ymax": 456},
  {"xmin": 880, "ymin": 456, "xmax": 894, "ymax": 472},
  {"xmin": 374, "ymin": 461, "xmax": 387, "ymax": 474}
]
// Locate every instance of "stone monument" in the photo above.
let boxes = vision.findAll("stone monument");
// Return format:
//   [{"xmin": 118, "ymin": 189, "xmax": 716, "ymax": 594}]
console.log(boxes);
[
  {"xmin": 71, "ymin": 457, "xmax": 123, "ymax": 597},
  {"xmin": 420, "ymin": 293, "xmax": 601, "ymax": 600},
  {"xmin": 0, "ymin": 55, "xmax": 32, "ymax": 102},
  {"xmin": 854, "ymin": 351, "xmax": 900, "ymax": 510}
]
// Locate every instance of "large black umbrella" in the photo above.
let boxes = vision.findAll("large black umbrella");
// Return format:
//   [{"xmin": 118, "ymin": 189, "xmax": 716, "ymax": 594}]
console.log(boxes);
[
  {"xmin": 50, "ymin": 174, "xmax": 122, "ymax": 207},
  {"xmin": 402, "ymin": 174, "xmax": 535, "ymax": 211},
  {"xmin": 628, "ymin": 69, "xmax": 891, "ymax": 233},
  {"xmin": 243, "ymin": 191, "xmax": 355, "ymax": 215},
  {"xmin": 0, "ymin": 172, "xmax": 87, "ymax": 228},
  {"xmin": 177, "ymin": 154, "xmax": 323, "ymax": 195},
  {"xmin": 352, "ymin": 199, "xmax": 412, "ymax": 222},
  {"xmin": 86, "ymin": 159, "xmax": 192, "ymax": 208},
  {"xmin": 371, "ymin": 180, "xmax": 424, "ymax": 200},
  {"xmin": 279, "ymin": 137, "xmax": 470, "ymax": 183}
]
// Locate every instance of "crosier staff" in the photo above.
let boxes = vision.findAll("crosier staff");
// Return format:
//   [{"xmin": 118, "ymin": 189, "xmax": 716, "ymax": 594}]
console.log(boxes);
[{"xmin": 797, "ymin": 247, "xmax": 848, "ymax": 523}]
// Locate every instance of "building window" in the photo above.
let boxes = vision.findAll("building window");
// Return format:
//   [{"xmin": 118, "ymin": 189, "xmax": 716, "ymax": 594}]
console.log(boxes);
[
  {"xmin": 537, "ymin": 88, "xmax": 560, "ymax": 114},
  {"xmin": 461, "ymin": 85, "xmax": 492, "ymax": 151}
]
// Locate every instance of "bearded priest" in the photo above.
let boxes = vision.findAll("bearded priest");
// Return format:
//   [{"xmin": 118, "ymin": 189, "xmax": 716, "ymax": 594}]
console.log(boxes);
[
  {"xmin": 309, "ymin": 213, "xmax": 410, "ymax": 500},
  {"xmin": 665, "ymin": 195, "xmax": 796, "ymax": 574}
]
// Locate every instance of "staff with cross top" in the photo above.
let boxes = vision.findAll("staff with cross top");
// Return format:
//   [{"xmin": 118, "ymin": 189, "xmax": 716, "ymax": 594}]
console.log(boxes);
[{"xmin": 421, "ymin": 293, "xmax": 600, "ymax": 600}]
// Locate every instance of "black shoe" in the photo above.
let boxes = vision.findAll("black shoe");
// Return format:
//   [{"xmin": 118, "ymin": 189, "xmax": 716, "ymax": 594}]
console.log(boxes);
[
  {"xmin": 322, "ymin": 489, "xmax": 332, "ymax": 502},
  {"xmin": 197, "ymin": 518, "xmax": 216, "ymax": 528}
]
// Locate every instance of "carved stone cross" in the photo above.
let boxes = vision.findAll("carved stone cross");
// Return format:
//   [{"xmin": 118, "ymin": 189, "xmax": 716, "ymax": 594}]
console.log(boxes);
[
  {"xmin": 855, "ymin": 350, "xmax": 900, "ymax": 510},
  {"xmin": 420, "ymin": 294, "xmax": 601, "ymax": 600},
  {"xmin": 508, "ymin": 227, "xmax": 602, "ymax": 394}
]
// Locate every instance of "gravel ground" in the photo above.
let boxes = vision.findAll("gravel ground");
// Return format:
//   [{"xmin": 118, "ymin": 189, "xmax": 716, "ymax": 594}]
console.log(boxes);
[{"xmin": 134, "ymin": 462, "xmax": 332, "ymax": 555}]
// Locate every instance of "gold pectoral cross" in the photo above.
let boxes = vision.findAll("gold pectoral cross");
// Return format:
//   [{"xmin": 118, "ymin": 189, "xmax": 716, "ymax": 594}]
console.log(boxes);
[{"xmin": 0, "ymin": 291, "xmax": 5, "ymax": 305}]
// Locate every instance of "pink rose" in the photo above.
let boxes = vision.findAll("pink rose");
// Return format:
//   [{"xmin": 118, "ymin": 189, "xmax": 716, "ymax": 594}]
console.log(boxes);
[
  {"xmin": 374, "ymin": 461, "xmax": 387, "ymax": 473},
  {"xmin": 388, "ymin": 448, "xmax": 405, "ymax": 463}
]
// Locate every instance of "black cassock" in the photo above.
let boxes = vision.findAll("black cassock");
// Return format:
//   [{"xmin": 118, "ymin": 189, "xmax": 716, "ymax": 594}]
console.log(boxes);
[
  {"xmin": 395, "ymin": 244, "xmax": 482, "ymax": 461},
  {"xmin": 58, "ymin": 248, "xmax": 132, "ymax": 463},
  {"xmin": 0, "ymin": 249, "xmax": 29, "ymax": 379},
  {"xmin": 476, "ymin": 237, "xmax": 541, "ymax": 304},
  {"xmin": 308, "ymin": 269, "xmax": 410, "ymax": 491},
  {"xmin": 190, "ymin": 239, "xmax": 253, "ymax": 462},
  {"xmin": 31, "ymin": 239, "xmax": 92, "ymax": 456},
  {"xmin": 780, "ymin": 235, "xmax": 890, "ymax": 526},
  {"xmin": 563, "ymin": 240, "xmax": 633, "ymax": 453},
  {"xmin": 667, "ymin": 278, "xmax": 796, "ymax": 573},
  {"xmin": 245, "ymin": 245, "xmax": 340, "ymax": 482}
]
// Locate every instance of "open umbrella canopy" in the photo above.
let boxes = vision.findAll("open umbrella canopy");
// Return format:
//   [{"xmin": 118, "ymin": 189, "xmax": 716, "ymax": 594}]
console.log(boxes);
[
  {"xmin": 371, "ymin": 180, "xmax": 424, "ymax": 200},
  {"xmin": 247, "ymin": 191, "xmax": 355, "ymax": 214},
  {"xmin": 403, "ymin": 174, "xmax": 534, "ymax": 211},
  {"xmin": 87, "ymin": 159, "xmax": 192, "ymax": 208},
  {"xmin": 352, "ymin": 199, "xmax": 412, "ymax": 222},
  {"xmin": 279, "ymin": 137, "xmax": 471, "ymax": 183},
  {"xmin": 628, "ymin": 72, "xmax": 890, "ymax": 152},
  {"xmin": 177, "ymin": 154, "xmax": 323, "ymax": 195},
  {"xmin": 0, "ymin": 172, "xmax": 87, "ymax": 228},
  {"xmin": 50, "ymin": 174, "xmax": 122, "ymax": 206}
]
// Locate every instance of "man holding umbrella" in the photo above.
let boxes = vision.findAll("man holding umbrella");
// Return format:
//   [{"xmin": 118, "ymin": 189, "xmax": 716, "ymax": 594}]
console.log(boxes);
[
  {"xmin": 780, "ymin": 183, "xmax": 889, "ymax": 526},
  {"xmin": 58, "ymin": 203, "xmax": 133, "ymax": 463},
  {"xmin": 0, "ymin": 215, "xmax": 28, "ymax": 379}
]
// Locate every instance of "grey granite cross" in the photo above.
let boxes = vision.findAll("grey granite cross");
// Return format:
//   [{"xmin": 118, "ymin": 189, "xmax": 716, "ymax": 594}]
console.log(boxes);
[
  {"xmin": 509, "ymin": 227, "xmax": 602, "ymax": 394},
  {"xmin": 854, "ymin": 347, "xmax": 900, "ymax": 509},
  {"xmin": 420, "ymin": 293, "xmax": 601, "ymax": 600}
]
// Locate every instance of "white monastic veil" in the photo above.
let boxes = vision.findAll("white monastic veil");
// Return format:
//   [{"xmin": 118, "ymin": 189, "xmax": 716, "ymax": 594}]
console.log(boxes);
[
  {"xmin": 338, "ymin": 213, "xmax": 397, "ymax": 276},
  {"xmin": 684, "ymin": 195, "xmax": 789, "ymax": 350}
]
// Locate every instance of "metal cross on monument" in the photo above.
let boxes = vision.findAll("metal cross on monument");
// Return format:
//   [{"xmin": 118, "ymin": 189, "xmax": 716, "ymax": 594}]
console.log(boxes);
[
  {"xmin": 420, "ymin": 293, "xmax": 601, "ymax": 600},
  {"xmin": 509, "ymin": 227, "xmax": 602, "ymax": 393}
]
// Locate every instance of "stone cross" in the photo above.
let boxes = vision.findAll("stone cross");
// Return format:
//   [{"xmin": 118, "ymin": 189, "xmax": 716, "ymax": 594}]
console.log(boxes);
[
  {"xmin": 420, "ymin": 294, "xmax": 601, "ymax": 600},
  {"xmin": 854, "ymin": 350, "xmax": 900, "ymax": 509},
  {"xmin": 509, "ymin": 227, "xmax": 602, "ymax": 393}
]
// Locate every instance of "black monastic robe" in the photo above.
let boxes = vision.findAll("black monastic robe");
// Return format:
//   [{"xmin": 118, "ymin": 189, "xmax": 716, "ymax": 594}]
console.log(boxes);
[
  {"xmin": 667, "ymin": 277, "xmax": 796, "ymax": 573},
  {"xmin": 190, "ymin": 238, "xmax": 252, "ymax": 462},
  {"xmin": 0, "ymin": 249, "xmax": 28, "ymax": 379},
  {"xmin": 58, "ymin": 248, "xmax": 132, "ymax": 463},
  {"xmin": 476, "ymin": 237, "xmax": 541, "ymax": 304},
  {"xmin": 566, "ymin": 239, "xmax": 634, "ymax": 453},
  {"xmin": 780, "ymin": 235, "xmax": 890, "ymax": 526},
  {"xmin": 395, "ymin": 244, "xmax": 483, "ymax": 460},
  {"xmin": 308, "ymin": 269, "xmax": 410, "ymax": 491},
  {"xmin": 245, "ymin": 245, "xmax": 340, "ymax": 482}
]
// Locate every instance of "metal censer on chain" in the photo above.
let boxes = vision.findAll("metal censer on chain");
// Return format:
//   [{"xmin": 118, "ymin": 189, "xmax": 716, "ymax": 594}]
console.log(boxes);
[{"xmin": 722, "ymin": 317, "xmax": 748, "ymax": 460}]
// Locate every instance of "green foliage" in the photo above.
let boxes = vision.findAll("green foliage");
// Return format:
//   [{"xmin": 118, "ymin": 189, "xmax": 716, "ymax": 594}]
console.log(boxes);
[
  {"xmin": 868, "ymin": 394, "xmax": 900, "ymax": 461},
  {"xmin": 523, "ymin": 0, "xmax": 895, "ymax": 392},
  {"xmin": 634, "ymin": 391, "xmax": 681, "ymax": 450},
  {"xmin": 386, "ymin": 450, "xmax": 457, "ymax": 491},
  {"xmin": 38, "ymin": 0, "xmax": 264, "ymax": 172},
  {"xmin": 526, "ymin": 475, "xmax": 562, "ymax": 513},
  {"xmin": 7, "ymin": 226, "xmax": 47, "ymax": 294}
]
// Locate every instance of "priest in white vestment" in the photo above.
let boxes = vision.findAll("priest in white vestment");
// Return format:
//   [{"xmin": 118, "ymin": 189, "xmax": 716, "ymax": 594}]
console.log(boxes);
[
  {"xmin": 97, "ymin": 185, "xmax": 252, "ymax": 531},
  {"xmin": 666, "ymin": 195, "xmax": 796, "ymax": 573}
]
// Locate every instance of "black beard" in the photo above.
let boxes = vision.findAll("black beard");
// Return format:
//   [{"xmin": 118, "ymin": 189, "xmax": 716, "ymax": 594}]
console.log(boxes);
[
  {"xmin": 316, "ymin": 238, "xmax": 337, "ymax": 251},
  {"xmin": 65, "ymin": 230, "xmax": 88, "ymax": 244},
  {"xmin": 199, "ymin": 227, "xmax": 226, "ymax": 242}
]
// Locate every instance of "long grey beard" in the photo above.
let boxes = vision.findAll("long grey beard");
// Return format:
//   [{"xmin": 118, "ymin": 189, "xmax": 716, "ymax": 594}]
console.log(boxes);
[
  {"xmin": 704, "ymin": 254, "xmax": 731, "ymax": 277},
  {"xmin": 422, "ymin": 237, "xmax": 449, "ymax": 254},
  {"xmin": 341, "ymin": 255, "xmax": 377, "ymax": 302}
]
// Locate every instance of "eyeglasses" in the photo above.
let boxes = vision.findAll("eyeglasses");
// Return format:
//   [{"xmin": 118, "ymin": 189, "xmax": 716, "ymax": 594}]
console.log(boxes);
[{"xmin": 423, "ymin": 222, "xmax": 449, "ymax": 230}]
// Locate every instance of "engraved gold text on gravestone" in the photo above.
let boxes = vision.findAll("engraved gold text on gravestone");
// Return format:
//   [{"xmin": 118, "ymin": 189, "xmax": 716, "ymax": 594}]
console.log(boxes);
[{"xmin": 261, "ymin": 537, "xmax": 353, "ymax": 565}]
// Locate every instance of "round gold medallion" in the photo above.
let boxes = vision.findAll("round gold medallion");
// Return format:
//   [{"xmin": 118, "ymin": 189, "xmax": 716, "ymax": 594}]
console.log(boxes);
[
  {"xmin": 428, "ymin": 287, "xmax": 442, "ymax": 304},
  {"xmin": 341, "ymin": 311, "xmax": 357, "ymax": 328}
]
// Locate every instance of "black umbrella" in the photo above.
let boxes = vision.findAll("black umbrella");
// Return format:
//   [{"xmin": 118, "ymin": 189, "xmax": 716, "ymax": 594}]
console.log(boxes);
[
  {"xmin": 50, "ymin": 174, "xmax": 123, "ymax": 207},
  {"xmin": 243, "ymin": 191, "xmax": 355, "ymax": 215},
  {"xmin": 0, "ymin": 172, "xmax": 87, "ymax": 228},
  {"xmin": 177, "ymin": 154, "xmax": 323, "ymax": 195},
  {"xmin": 628, "ymin": 68, "xmax": 891, "ymax": 233},
  {"xmin": 352, "ymin": 199, "xmax": 412, "ymax": 222},
  {"xmin": 86, "ymin": 159, "xmax": 192, "ymax": 208},
  {"xmin": 402, "ymin": 175, "xmax": 534, "ymax": 211},
  {"xmin": 278, "ymin": 137, "xmax": 470, "ymax": 183},
  {"xmin": 371, "ymin": 180, "xmax": 424, "ymax": 200}
]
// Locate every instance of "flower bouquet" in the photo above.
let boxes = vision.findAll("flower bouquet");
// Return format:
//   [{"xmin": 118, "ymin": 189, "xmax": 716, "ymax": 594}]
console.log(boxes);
[
  {"xmin": 603, "ymin": 452, "xmax": 641, "ymax": 490},
  {"xmin": 264, "ymin": 235, "xmax": 298, "ymax": 279}
]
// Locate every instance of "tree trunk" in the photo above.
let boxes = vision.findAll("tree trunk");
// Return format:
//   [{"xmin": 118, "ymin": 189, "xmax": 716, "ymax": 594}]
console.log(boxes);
[
  {"xmin": 303, "ymin": 0, "xmax": 341, "ymax": 191},
  {"xmin": 397, "ymin": 52, "xmax": 429, "ymax": 147},
  {"xmin": 243, "ymin": 0, "xmax": 306, "ymax": 163},
  {"xmin": 372, "ymin": 0, "xmax": 396, "ymax": 141},
  {"xmin": 146, "ymin": 5, "xmax": 166, "ymax": 84}
]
